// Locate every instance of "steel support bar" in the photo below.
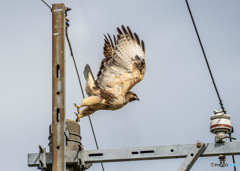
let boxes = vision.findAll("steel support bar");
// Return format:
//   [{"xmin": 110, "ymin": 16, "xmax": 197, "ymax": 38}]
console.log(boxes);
[
  {"xmin": 28, "ymin": 141, "xmax": 240, "ymax": 166},
  {"xmin": 178, "ymin": 140, "xmax": 206, "ymax": 171},
  {"xmin": 52, "ymin": 3, "xmax": 66, "ymax": 171}
]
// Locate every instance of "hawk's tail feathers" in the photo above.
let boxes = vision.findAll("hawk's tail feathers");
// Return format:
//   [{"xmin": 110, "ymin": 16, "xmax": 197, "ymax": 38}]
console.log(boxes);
[
  {"xmin": 84, "ymin": 64, "xmax": 99, "ymax": 96},
  {"xmin": 84, "ymin": 64, "xmax": 94, "ymax": 81}
]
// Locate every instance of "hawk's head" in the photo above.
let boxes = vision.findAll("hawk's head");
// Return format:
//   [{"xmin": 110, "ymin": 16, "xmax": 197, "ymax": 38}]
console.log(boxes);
[{"xmin": 126, "ymin": 91, "xmax": 140, "ymax": 102}]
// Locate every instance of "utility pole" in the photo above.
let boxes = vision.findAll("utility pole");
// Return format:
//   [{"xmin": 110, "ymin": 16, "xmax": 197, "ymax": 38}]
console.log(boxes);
[
  {"xmin": 52, "ymin": 3, "xmax": 66, "ymax": 171},
  {"xmin": 27, "ymin": 3, "xmax": 85, "ymax": 171}
]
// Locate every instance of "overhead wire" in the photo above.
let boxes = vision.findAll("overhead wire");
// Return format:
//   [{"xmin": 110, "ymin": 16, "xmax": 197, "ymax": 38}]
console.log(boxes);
[
  {"xmin": 65, "ymin": 27, "xmax": 85, "ymax": 98},
  {"xmin": 185, "ymin": 1, "xmax": 236, "ymax": 170},
  {"xmin": 185, "ymin": 0, "xmax": 226, "ymax": 113},
  {"xmin": 65, "ymin": 25, "xmax": 105, "ymax": 171},
  {"xmin": 67, "ymin": 3, "xmax": 105, "ymax": 170},
  {"xmin": 41, "ymin": 0, "xmax": 52, "ymax": 11}
]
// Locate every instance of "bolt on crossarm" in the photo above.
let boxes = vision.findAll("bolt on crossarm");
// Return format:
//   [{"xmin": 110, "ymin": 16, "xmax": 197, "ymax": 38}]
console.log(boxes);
[{"xmin": 52, "ymin": 3, "xmax": 66, "ymax": 171}]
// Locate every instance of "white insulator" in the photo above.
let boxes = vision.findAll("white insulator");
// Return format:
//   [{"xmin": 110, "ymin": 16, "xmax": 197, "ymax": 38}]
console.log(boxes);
[{"xmin": 210, "ymin": 110, "xmax": 232, "ymax": 135}]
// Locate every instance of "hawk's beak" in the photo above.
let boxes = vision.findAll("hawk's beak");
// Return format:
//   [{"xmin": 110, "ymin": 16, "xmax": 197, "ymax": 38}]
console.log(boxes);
[{"xmin": 137, "ymin": 97, "xmax": 140, "ymax": 101}]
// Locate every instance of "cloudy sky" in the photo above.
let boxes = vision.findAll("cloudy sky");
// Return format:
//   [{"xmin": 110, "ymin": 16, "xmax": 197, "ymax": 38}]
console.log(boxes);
[{"xmin": 0, "ymin": 0, "xmax": 240, "ymax": 170}]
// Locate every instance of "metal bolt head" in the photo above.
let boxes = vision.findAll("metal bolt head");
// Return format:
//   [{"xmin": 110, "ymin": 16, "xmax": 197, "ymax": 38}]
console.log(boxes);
[{"xmin": 197, "ymin": 142, "xmax": 201, "ymax": 148}]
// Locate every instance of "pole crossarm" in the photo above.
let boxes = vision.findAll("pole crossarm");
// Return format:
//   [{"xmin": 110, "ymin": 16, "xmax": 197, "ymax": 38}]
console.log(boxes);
[{"xmin": 28, "ymin": 141, "xmax": 240, "ymax": 167}]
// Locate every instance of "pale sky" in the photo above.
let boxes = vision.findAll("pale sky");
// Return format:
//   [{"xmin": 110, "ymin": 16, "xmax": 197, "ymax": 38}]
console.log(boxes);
[{"xmin": 0, "ymin": 0, "xmax": 240, "ymax": 171}]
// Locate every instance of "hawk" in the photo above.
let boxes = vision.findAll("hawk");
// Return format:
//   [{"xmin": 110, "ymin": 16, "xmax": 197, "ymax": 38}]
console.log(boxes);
[{"xmin": 74, "ymin": 25, "xmax": 145, "ymax": 121}]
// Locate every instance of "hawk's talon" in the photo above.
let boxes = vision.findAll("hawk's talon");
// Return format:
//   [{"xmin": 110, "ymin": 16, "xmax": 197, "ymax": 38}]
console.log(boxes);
[{"xmin": 75, "ymin": 112, "xmax": 82, "ymax": 122}]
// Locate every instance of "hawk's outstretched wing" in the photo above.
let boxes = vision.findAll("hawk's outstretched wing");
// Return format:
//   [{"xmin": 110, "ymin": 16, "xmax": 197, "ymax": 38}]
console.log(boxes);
[{"xmin": 96, "ymin": 25, "xmax": 145, "ymax": 95}]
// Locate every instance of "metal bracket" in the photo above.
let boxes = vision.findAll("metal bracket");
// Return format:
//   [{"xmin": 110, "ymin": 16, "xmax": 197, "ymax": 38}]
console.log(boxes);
[
  {"xmin": 178, "ymin": 140, "xmax": 205, "ymax": 171},
  {"xmin": 37, "ymin": 145, "xmax": 47, "ymax": 171},
  {"xmin": 77, "ymin": 145, "xmax": 93, "ymax": 170}
]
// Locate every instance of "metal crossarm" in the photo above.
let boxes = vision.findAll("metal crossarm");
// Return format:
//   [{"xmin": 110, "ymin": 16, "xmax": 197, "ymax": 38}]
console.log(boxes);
[{"xmin": 28, "ymin": 141, "xmax": 240, "ymax": 167}]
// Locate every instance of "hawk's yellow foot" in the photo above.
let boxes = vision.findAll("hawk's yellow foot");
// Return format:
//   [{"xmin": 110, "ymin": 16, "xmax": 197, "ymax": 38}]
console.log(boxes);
[
  {"xmin": 75, "ymin": 112, "xmax": 83, "ymax": 122},
  {"xmin": 73, "ymin": 103, "xmax": 82, "ymax": 113}
]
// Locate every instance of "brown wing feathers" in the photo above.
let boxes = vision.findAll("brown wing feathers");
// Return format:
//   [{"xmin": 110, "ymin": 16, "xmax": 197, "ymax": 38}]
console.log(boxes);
[
  {"xmin": 117, "ymin": 26, "xmax": 145, "ymax": 53},
  {"xmin": 107, "ymin": 33, "xmax": 114, "ymax": 48},
  {"xmin": 117, "ymin": 27, "xmax": 123, "ymax": 35},
  {"xmin": 97, "ymin": 34, "xmax": 114, "ymax": 78},
  {"xmin": 98, "ymin": 25, "xmax": 145, "ymax": 78},
  {"xmin": 141, "ymin": 40, "xmax": 145, "ymax": 53},
  {"xmin": 127, "ymin": 26, "xmax": 135, "ymax": 41},
  {"xmin": 103, "ymin": 34, "xmax": 114, "ymax": 55},
  {"xmin": 134, "ymin": 33, "xmax": 140, "ymax": 46},
  {"xmin": 113, "ymin": 35, "xmax": 117, "ymax": 45}
]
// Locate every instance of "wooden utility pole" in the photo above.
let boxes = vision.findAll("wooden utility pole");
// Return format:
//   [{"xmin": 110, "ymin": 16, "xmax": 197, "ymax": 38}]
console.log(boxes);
[{"xmin": 52, "ymin": 3, "xmax": 66, "ymax": 171}]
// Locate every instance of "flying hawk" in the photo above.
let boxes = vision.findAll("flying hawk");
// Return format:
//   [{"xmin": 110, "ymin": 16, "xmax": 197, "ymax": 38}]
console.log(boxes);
[{"xmin": 74, "ymin": 25, "xmax": 145, "ymax": 121}]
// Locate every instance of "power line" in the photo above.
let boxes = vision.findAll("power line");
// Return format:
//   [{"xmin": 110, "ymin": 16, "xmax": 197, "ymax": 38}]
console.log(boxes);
[
  {"xmin": 185, "ymin": 0, "xmax": 226, "ymax": 113},
  {"xmin": 65, "ymin": 25, "xmax": 105, "ymax": 171},
  {"xmin": 65, "ymin": 27, "xmax": 85, "ymax": 97},
  {"xmin": 185, "ymin": 1, "xmax": 236, "ymax": 170},
  {"xmin": 41, "ymin": 0, "xmax": 52, "ymax": 11}
]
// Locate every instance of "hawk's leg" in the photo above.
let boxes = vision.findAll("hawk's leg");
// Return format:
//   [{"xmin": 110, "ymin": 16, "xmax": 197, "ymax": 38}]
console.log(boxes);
[
  {"xmin": 74, "ymin": 96, "xmax": 101, "ymax": 121},
  {"xmin": 74, "ymin": 103, "xmax": 82, "ymax": 113},
  {"xmin": 74, "ymin": 96, "xmax": 101, "ymax": 111}
]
